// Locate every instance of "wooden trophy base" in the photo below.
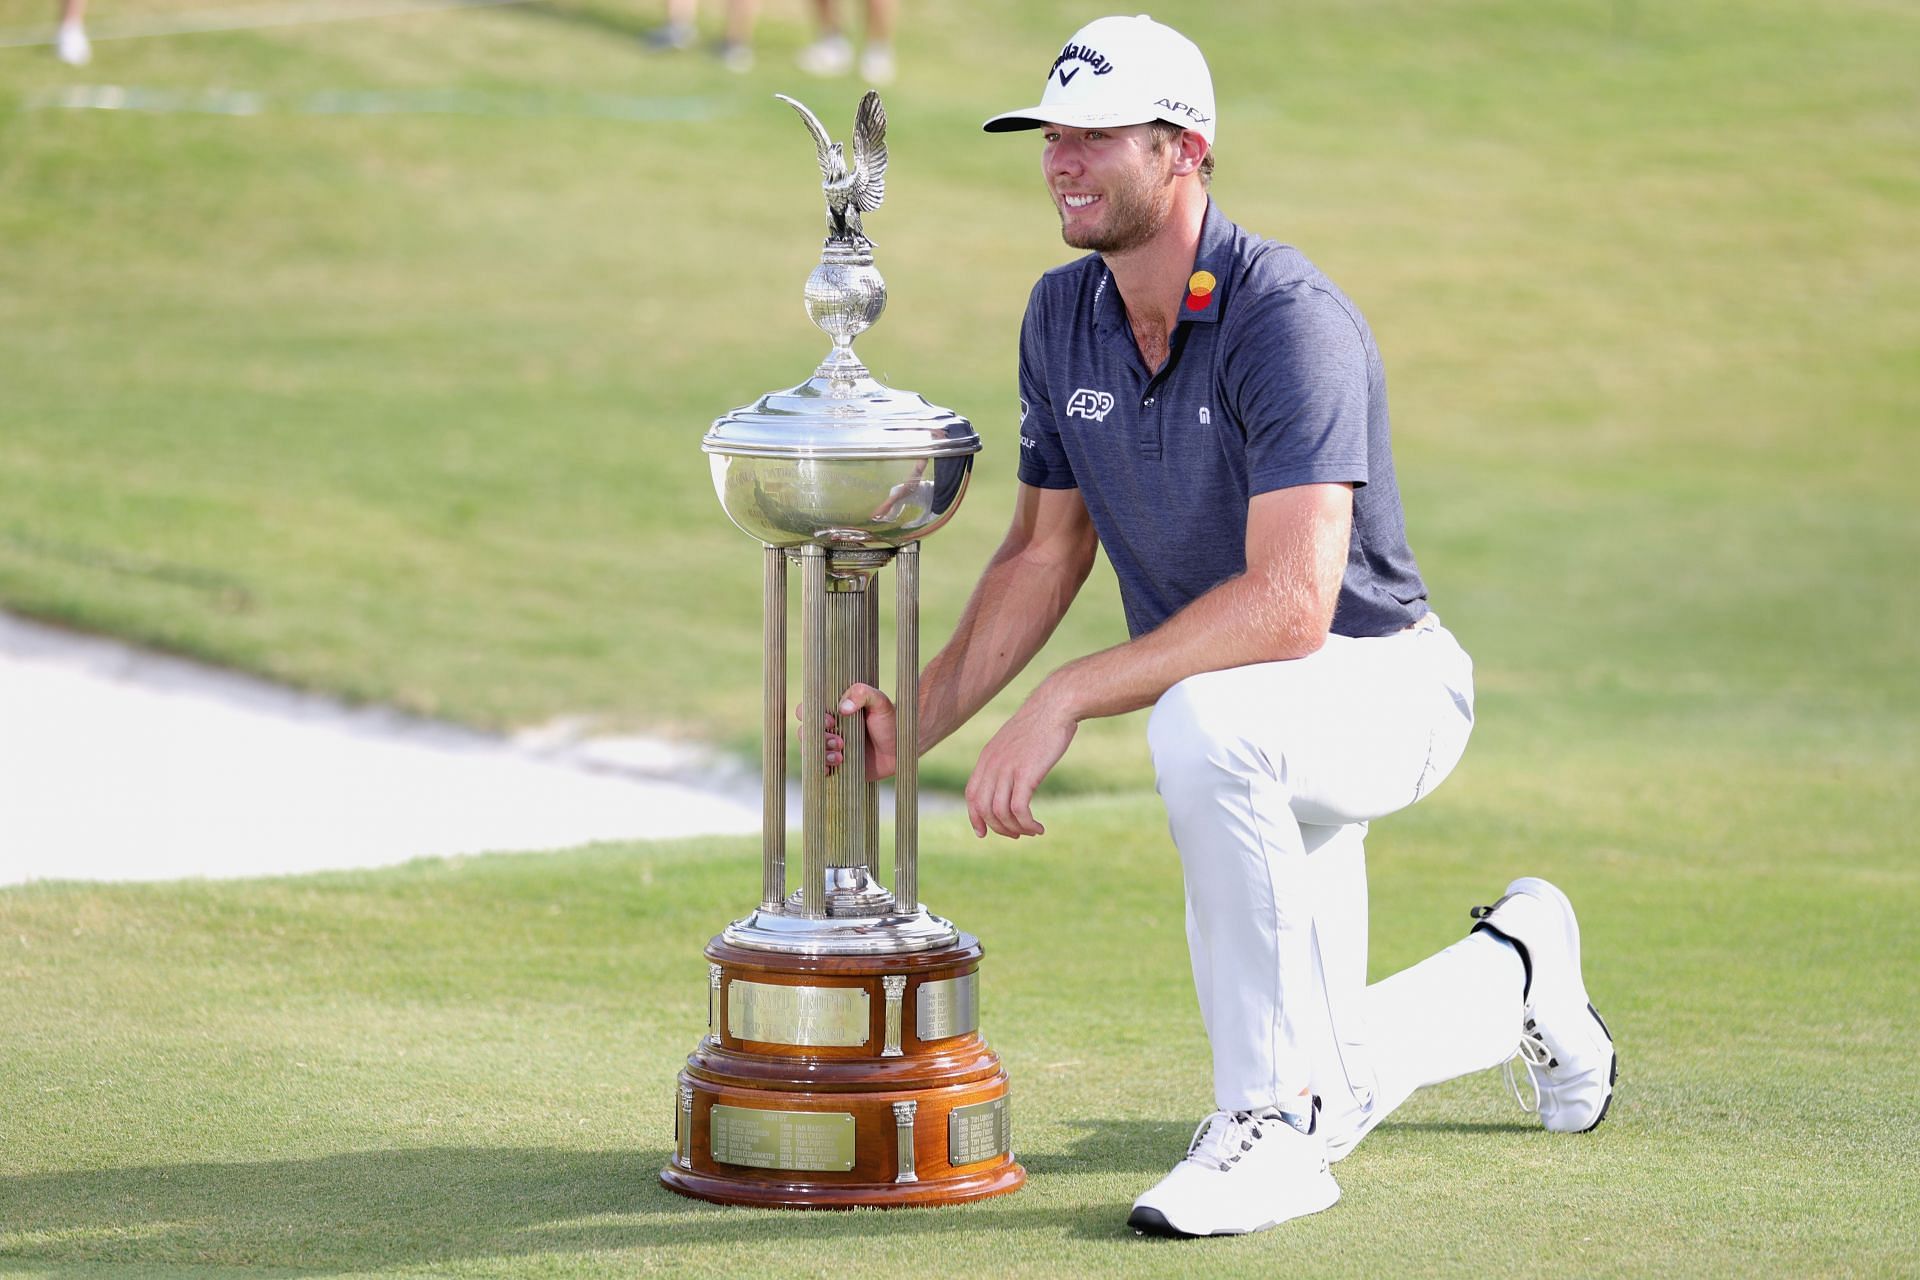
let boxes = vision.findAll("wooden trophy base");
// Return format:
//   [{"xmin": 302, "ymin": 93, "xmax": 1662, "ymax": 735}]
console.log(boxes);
[{"xmin": 660, "ymin": 933, "xmax": 1025, "ymax": 1208}]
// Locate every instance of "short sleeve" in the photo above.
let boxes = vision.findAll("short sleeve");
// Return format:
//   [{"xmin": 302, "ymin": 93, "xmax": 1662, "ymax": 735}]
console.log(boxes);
[
  {"xmin": 1014, "ymin": 281, "xmax": 1077, "ymax": 490},
  {"xmin": 1222, "ymin": 282, "xmax": 1372, "ymax": 495}
]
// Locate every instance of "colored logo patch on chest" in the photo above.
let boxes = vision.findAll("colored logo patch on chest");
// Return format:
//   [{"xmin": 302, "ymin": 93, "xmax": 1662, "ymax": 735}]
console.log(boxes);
[{"xmin": 1185, "ymin": 270, "xmax": 1216, "ymax": 312}]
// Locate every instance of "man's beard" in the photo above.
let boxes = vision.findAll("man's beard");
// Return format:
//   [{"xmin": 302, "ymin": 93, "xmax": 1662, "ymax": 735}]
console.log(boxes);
[{"xmin": 1058, "ymin": 162, "xmax": 1174, "ymax": 255}]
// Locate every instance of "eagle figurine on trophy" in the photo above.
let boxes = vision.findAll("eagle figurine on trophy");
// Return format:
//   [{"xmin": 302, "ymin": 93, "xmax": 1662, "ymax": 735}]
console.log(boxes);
[{"xmin": 776, "ymin": 90, "xmax": 889, "ymax": 248}]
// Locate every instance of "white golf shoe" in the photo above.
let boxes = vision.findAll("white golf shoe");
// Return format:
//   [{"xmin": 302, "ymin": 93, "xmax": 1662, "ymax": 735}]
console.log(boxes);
[
  {"xmin": 795, "ymin": 33, "xmax": 853, "ymax": 77},
  {"xmin": 56, "ymin": 20, "xmax": 91, "ymax": 66},
  {"xmin": 640, "ymin": 21, "xmax": 694, "ymax": 51},
  {"xmin": 1127, "ymin": 1103, "xmax": 1340, "ymax": 1237},
  {"xmin": 858, "ymin": 42, "xmax": 895, "ymax": 85},
  {"xmin": 1471, "ymin": 876, "xmax": 1617, "ymax": 1133}
]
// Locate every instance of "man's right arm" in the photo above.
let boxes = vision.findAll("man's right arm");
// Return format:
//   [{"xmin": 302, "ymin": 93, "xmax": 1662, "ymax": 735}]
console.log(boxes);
[
  {"xmin": 827, "ymin": 482, "xmax": 1097, "ymax": 779},
  {"xmin": 919, "ymin": 481, "xmax": 1098, "ymax": 752}
]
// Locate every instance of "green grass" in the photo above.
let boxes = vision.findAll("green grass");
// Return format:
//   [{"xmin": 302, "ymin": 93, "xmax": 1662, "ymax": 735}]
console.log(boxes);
[
  {"xmin": 1, "ymin": 0, "xmax": 1910, "ymax": 788},
  {"xmin": 2, "ymin": 0, "xmax": 1918, "ymax": 1272},
  {"xmin": 2, "ymin": 796, "xmax": 1915, "ymax": 1276}
]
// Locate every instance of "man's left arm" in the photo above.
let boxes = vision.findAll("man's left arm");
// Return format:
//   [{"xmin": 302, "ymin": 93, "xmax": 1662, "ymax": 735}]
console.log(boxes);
[{"xmin": 965, "ymin": 481, "xmax": 1353, "ymax": 838}]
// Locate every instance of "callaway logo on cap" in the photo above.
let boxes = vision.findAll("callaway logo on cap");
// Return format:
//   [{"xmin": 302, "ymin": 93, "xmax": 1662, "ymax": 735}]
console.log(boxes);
[{"xmin": 982, "ymin": 13, "xmax": 1217, "ymax": 145}]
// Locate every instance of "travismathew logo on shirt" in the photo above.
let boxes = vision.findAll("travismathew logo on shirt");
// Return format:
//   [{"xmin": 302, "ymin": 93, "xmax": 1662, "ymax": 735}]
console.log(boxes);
[
  {"xmin": 1066, "ymin": 388, "xmax": 1116, "ymax": 421},
  {"xmin": 1050, "ymin": 42, "xmax": 1115, "ymax": 86}
]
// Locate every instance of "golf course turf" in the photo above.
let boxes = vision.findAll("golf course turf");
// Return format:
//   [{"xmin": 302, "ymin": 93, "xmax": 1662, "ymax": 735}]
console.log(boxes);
[{"xmin": 3, "ymin": 0, "xmax": 1916, "ymax": 1273}]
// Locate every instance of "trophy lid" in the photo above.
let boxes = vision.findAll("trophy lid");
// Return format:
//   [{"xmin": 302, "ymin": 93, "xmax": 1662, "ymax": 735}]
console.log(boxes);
[
  {"xmin": 702, "ymin": 92, "xmax": 981, "ymax": 466},
  {"xmin": 703, "ymin": 373, "xmax": 980, "ymax": 462}
]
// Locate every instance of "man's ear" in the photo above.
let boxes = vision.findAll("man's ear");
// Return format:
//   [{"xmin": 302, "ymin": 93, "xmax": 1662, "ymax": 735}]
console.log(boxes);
[{"xmin": 1168, "ymin": 129, "xmax": 1210, "ymax": 177}]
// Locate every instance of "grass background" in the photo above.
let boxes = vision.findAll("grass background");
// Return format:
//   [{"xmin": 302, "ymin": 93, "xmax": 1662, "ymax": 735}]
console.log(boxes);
[
  {"xmin": 3, "ymin": 804, "xmax": 1916, "ymax": 1275},
  {"xmin": 2, "ymin": 0, "xmax": 1917, "ymax": 1273}
]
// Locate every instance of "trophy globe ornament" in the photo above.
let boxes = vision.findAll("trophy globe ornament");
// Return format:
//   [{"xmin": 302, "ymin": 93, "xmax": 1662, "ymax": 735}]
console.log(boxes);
[
  {"xmin": 663, "ymin": 93, "xmax": 1021, "ymax": 1209},
  {"xmin": 779, "ymin": 92, "xmax": 891, "ymax": 382}
]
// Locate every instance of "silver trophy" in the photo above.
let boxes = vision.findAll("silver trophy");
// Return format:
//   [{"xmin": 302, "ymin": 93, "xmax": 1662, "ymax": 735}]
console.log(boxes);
[
  {"xmin": 663, "ymin": 93, "xmax": 1021, "ymax": 1209},
  {"xmin": 704, "ymin": 91, "xmax": 979, "ymax": 952}
]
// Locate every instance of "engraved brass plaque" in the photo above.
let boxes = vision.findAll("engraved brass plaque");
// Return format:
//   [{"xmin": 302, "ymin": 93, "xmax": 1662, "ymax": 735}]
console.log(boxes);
[
  {"xmin": 709, "ymin": 1104, "xmax": 856, "ymax": 1172},
  {"xmin": 947, "ymin": 1094, "xmax": 1010, "ymax": 1167},
  {"xmin": 728, "ymin": 979, "xmax": 870, "ymax": 1047},
  {"xmin": 915, "ymin": 972, "xmax": 979, "ymax": 1042}
]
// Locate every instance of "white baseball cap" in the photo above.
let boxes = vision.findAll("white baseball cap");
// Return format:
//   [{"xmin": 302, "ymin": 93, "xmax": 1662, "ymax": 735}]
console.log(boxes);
[{"xmin": 982, "ymin": 14, "xmax": 1216, "ymax": 145}]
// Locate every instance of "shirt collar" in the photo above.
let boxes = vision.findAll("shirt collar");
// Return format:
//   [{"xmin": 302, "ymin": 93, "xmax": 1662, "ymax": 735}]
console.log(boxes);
[
  {"xmin": 1177, "ymin": 198, "xmax": 1233, "ymax": 326},
  {"xmin": 1090, "ymin": 197, "xmax": 1235, "ymax": 339},
  {"xmin": 1090, "ymin": 259, "xmax": 1124, "ymax": 339}
]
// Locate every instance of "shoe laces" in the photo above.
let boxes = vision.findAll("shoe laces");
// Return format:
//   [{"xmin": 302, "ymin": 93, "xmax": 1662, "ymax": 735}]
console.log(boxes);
[
  {"xmin": 1183, "ymin": 1110, "xmax": 1271, "ymax": 1172},
  {"xmin": 1502, "ymin": 1016, "xmax": 1556, "ymax": 1114}
]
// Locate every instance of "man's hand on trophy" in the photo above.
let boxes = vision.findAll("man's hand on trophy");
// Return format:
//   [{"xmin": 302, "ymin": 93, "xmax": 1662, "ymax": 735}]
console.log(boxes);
[{"xmin": 795, "ymin": 683, "xmax": 898, "ymax": 780}]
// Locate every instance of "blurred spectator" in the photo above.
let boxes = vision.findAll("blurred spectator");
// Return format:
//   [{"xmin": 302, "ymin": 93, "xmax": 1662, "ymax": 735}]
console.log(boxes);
[
  {"xmin": 644, "ymin": 0, "xmax": 758, "ymax": 72},
  {"xmin": 56, "ymin": 0, "xmax": 89, "ymax": 65},
  {"xmin": 795, "ymin": 0, "xmax": 895, "ymax": 85}
]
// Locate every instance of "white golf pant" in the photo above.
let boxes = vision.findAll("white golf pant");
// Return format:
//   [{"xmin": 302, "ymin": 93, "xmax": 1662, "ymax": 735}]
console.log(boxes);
[{"xmin": 1148, "ymin": 618, "xmax": 1523, "ymax": 1157}]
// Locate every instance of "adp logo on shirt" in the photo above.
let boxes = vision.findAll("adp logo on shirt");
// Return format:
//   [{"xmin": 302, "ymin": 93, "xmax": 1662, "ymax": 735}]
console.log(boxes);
[{"xmin": 1065, "ymin": 388, "xmax": 1116, "ymax": 421}]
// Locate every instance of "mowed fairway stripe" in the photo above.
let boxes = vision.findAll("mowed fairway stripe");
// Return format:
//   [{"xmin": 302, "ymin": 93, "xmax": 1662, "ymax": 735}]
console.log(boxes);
[
  {"xmin": 0, "ymin": 0, "xmax": 530, "ymax": 48},
  {"xmin": 23, "ymin": 84, "xmax": 727, "ymax": 122}
]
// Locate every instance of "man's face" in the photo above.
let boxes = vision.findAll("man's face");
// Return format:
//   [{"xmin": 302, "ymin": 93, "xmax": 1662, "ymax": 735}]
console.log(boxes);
[{"xmin": 1040, "ymin": 123, "xmax": 1178, "ymax": 255}]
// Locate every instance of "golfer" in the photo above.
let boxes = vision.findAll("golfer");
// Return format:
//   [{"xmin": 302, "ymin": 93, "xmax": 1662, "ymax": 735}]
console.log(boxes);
[{"xmin": 817, "ymin": 14, "xmax": 1615, "ymax": 1236}]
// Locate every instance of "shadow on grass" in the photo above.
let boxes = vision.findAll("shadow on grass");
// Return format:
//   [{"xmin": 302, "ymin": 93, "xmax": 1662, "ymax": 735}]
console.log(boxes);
[
  {"xmin": 1019, "ymin": 1118, "xmax": 1197, "ymax": 1176},
  {"xmin": 1018, "ymin": 1117, "xmax": 1544, "ymax": 1180},
  {"xmin": 0, "ymin": 1145, "xmax": 1160, "ymax": 1270}
]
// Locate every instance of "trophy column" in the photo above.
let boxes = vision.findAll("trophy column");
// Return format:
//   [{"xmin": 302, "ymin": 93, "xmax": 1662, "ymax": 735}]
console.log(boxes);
[
  {"xmin": 661, "ymin": 91, "xmax": 1022, "ymax": 1210},
  {"xmin": 893, "ymin": 540, "xmax": 920, "ymax": 914}
]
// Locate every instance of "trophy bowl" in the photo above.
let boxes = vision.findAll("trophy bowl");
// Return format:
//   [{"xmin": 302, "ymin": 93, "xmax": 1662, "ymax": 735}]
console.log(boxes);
[{"xmin": 704, "ymin": 384, "xmax": 977, "ymax": 549}]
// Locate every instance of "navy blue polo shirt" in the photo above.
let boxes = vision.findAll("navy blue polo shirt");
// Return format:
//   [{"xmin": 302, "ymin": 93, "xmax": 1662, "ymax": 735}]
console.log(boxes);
[{"xmin": 1015, "ymin": 200, "xmax": 1428, "ymax": 639}]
